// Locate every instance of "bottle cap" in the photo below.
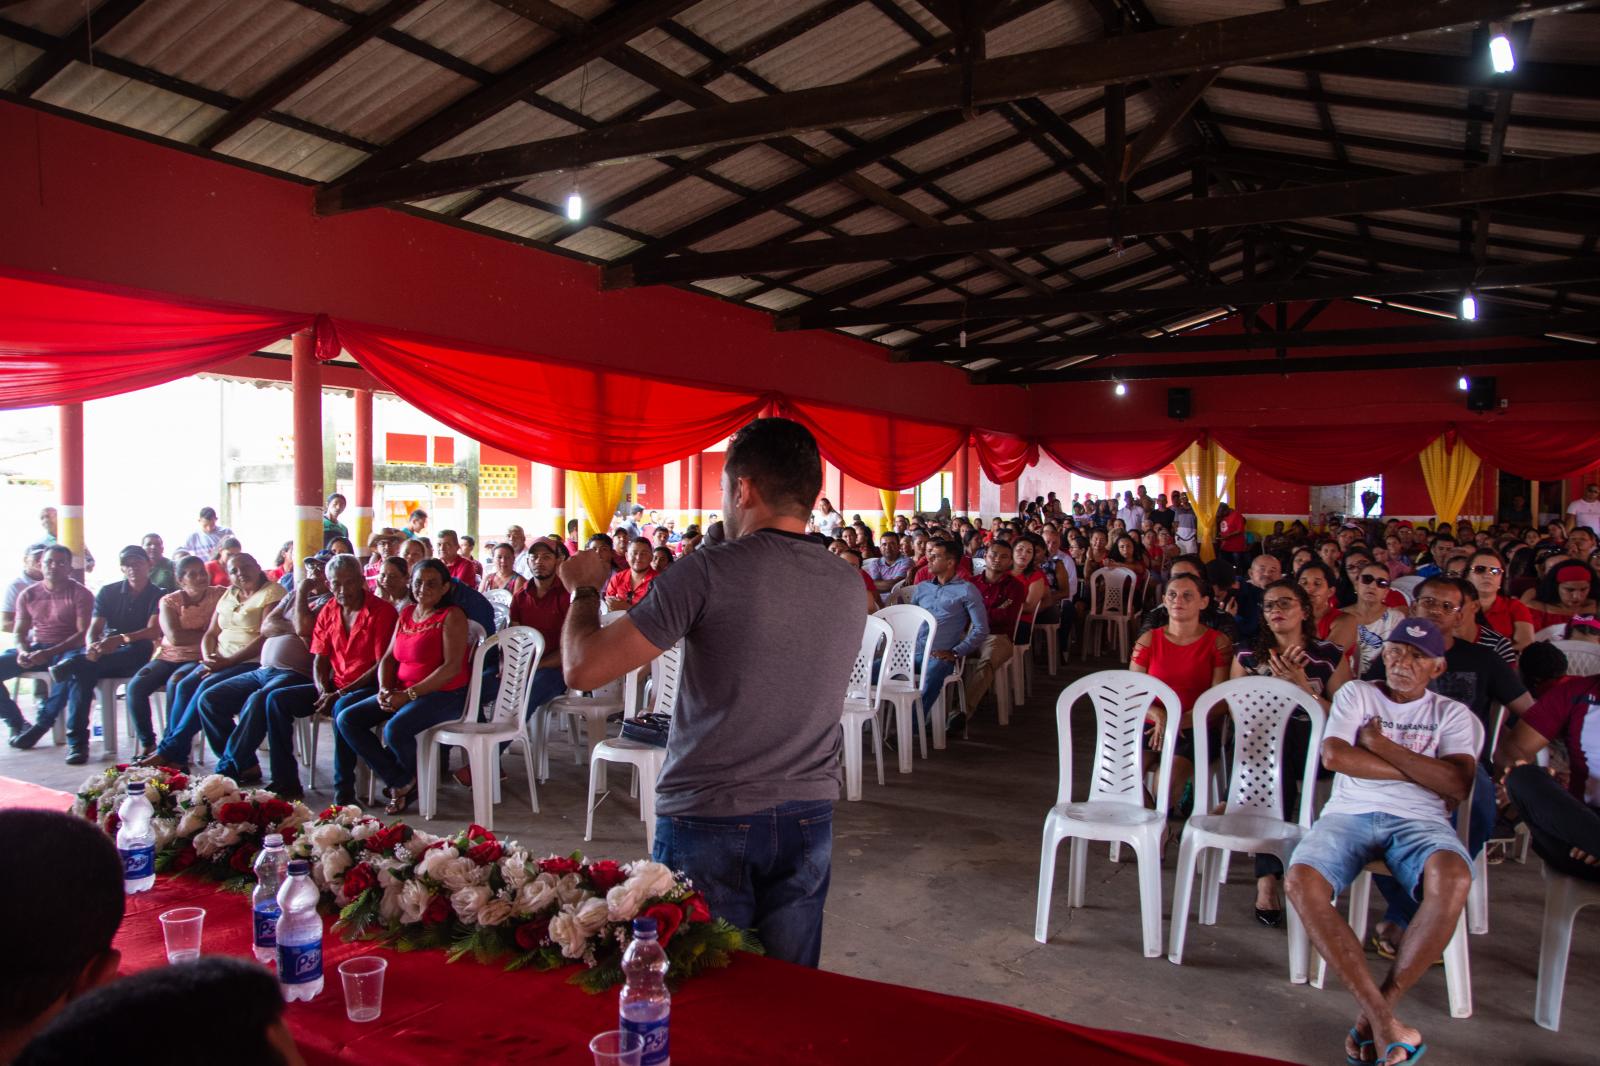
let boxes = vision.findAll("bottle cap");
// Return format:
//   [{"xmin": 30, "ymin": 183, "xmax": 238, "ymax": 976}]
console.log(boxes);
[
  {"xmin": 263, "ymin": 833, "xmax": 284, "ymax": 848},
  {"xmin": 632, "ymin": 917, "xmax": 657, "ymax": 936},
  {"xmin": 286, "ymin": 859, "xmax": 310, "ymax": 875},
  {"xmin": 127, "ymin": 783, "xmax": 145, "ymax": 793}
]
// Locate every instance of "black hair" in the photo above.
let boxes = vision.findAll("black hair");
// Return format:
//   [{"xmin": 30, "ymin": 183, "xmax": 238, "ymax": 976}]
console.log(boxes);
[
  {"xmin": 1519, "ymin": 640, "xmax": 1569, "ymax": 695},
  {"xmin": 1250, "ymin": 578, "xmax": 1317, "ymax": 664},
  {"xmin": 220, "ymin": 536, "xmax": 243, "ymax": 553},
  {"xmin": 1165, "ymin": 571, "xmax": 1210, "ymax": 602},
  {"xmin": 380, "ymin": 555, "xmax": 410, "ymax": 583},
  {"xmin": 326, "ymin": 492, "xmax": 346, "ymax": 504},
  {"xmin": 0, "ymin": 811, "xmax": 123, "ymax": 1029},
  {"xmin": 16, "ymin": 957, "xmax": 289, "ymax": 1066},
  {"xmin": 586, "ymin": 533, "xmax": 614, "ymax": 552},
  {"xmin": 927, "ymin": 537, "xmax": 964, "ymax": 563},
  {"xmin": 1416, "ymin": 574, "xmax": 1467, "ymax": 604},
  {"xmin": 722, "ymin": 417, "xmax": 823, "ymax": 519},
  {"xmin": 117, "ymin": 544, "xmax": 150, "ymax": 566},
  {"xmin": 1015, "ymin": 532, "xmax": 1047, "ymax": 574},
  {"xmin": 411, "ymin": 558, "xmax": 451, "ymax": 586},
  {"xmin": 1295, "ymin": 559, "xmax": 1338, "ymax": 589},
  {"xmin": 704, "ymin": 521, "xmax": 726, "ymax": 546},
  {"xmin": 175, "ymin": 555, "xmax": 207, "ymax": 579}
]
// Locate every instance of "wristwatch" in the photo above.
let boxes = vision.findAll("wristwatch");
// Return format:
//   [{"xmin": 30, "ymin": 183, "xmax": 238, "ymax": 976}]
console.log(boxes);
[{"xmin": 405, "ymin": 685, "xmax": 419, "ymax": 702}]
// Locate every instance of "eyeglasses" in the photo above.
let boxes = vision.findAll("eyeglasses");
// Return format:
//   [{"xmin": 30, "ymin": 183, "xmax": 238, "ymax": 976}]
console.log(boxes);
[
  {"xmin": 1261, "ymin": 598, "xmax": 1299, "ymax": 612},
  {"xmin": 1357, "ymin": 574, "xmax": 1390, "ymax": 588},
  {"xmin": 1416, "ymin": 596, "xmax": 1463, "ymax": 613},
  {"xmin": 1470, "ymin": 565, "xmax": 1504, "ymax": 576}
]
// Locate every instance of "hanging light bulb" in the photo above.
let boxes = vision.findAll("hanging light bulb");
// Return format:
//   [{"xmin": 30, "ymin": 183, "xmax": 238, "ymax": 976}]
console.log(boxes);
[
  {"xmin": 1113, "ymin": 381, "xmax": 1127, "ymax": 397},
  {"xmin": 1459, "ymin": 292, "xmax": 1477, "ymax": 321},
  {"xmin": 1458, "ymin": 374, "xmax": 1471, "ymax": 392},
  {"xmin": 1489, "ymin": 27, "xmax": 1515, "ymax": 74},
  {"xmin": 565, "ymin": 191, "xmax": 584, "ymax": 221}
]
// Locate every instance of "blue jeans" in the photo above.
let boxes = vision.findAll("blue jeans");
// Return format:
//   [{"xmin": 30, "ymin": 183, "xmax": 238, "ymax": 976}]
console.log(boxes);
[
  {"xmin": 207, "ymin": 667, "xmax": 310, "ymax": 776},
  {"xmin": 336, "ymin": 688, "xmax": 467, "ymax": 791},
  {"xmin": 523, "ymin": 666, "xmax": 567, "ymax": 723},
  {"xmin": 44, "ymin": 643, "xmax": 155, "ymax": 749},
  {"xmin": 154, "ymin": 661, "xmax": 258, "ymax": 765},
  {"xmin": 1291, "ymin": 811, "xmax": 1474, "ymax": 902},
  {"xmin": 0, "ymin": 645, "xmax": 72, "ymax": 732},
  {"xmin": 918, "ymin": 656, "xmax": 957, "ymax": 723},
  {"xmin": 126, "ymin": 659, "xmax": 201, "ymax": 750},
  {"xmin": 652, "ymin": 799, "xmax": 833, "ymax": 968},
  {"xmin": 1374, "ymin": 762, "xmax": 1496, "ymax": 929},
  {"xmin": 264, "ymin": 685, "xmax": 372, "ymax": 797}
]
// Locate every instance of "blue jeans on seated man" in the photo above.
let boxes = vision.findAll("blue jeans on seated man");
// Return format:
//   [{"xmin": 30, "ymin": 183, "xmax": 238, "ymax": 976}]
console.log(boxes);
[
  {"xmin": 0, "ymin": 645, "xmax": 73, "ymax": 734},
  {"xmin": 652, "ymin": 799, "xmax": 833, "ymax": 968},
  {"xmin": 1373, "ymin": 761, "xmax": 1495, "ymax": 931},
  {"xmin": 152, "ymin": 661, "xmax": 258, "ymax": 765},
  {"xmin": 336, "ymin": 688, "xmax": 468, "ymax": 792},
  {"xmin": 918, "ymin": 655, "xmax": 957, "ymax": 726},
  {"xmin": 205, "ymin": 667, "xmax": 312, "ymax": 777},
  {"xmin": 260, "ymin": 684, "xmax": 372, "ymax": 799},
  {"xmin": 125, "ymin": 659, "xmax": 202, "ymax": 752},
  {"xmin": 36, "ymin": 643, "xmax": 155, "ymax": 750}
]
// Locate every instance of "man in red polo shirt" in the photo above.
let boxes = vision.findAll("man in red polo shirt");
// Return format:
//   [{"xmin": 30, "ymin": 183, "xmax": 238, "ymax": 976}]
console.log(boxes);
[
  {"xmin": 965, "ymin": 540, "xmax": 1026, "ymax": 721},
  {"xmin": 264, "ymin": 555, "xmax": 397, "ymax": 799},
  {"xmin": 509, "ymin": 539, "xmax": 572, "ymax": 729},
  {"xmin": 604, "ymin": 538, "xmax": 657, "ymax": 611},
  {"xmin": 438, "ymin": 529, "xmax": 479, "ymax": 586}
]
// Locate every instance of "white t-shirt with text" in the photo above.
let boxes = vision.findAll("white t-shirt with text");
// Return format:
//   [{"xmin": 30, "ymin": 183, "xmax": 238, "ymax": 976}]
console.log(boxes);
[{"xmin": 1321, "ymin": 680, "xmax": 1479, "ymax": 825}]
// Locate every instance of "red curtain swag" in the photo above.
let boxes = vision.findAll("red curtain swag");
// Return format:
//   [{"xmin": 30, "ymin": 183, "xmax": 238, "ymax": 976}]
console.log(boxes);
[
  {"xmin": 781, "ymin": 398, "xmax": 970, "ymax": 491},
  {"xmin": 973, "ymin": 430, "xmax": 1039, "ymax": 484},
  {"xmin": 1037, "ymin": 429, "xmax": 1197, "ymax": 482}
]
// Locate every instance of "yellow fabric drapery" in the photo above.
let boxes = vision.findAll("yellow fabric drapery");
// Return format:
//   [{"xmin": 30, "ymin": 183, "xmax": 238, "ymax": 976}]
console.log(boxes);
[
  {"xmin": 878, "ymin": 489, "xmax": 898, "ymax": 533},
  {"xmin": 571, "ymin": 471, "xmax": 630, "ymax": 541},
  {"xmin": 1173, "ymin": 437, "xmax": 1241, "ymax": 561},
  {"xmin": 1419, "ymin": 435, "xmax": 1482, "ymax": 525}
]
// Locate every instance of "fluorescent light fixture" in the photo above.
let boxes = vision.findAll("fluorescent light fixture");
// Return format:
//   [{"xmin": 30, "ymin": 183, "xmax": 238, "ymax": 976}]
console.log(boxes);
[
  {"xmin": 1489, "ymin": 31, "xmax": 1515, "ymax": 74},
  {"xmin": 1459, "ymin": 293, "xmax": 1477, "ymax": 321},
  {"xmin": 565, "ymin": 192, "xmax": 584, "ymax": 221},
  {"xmin": 1113, "ymin": 382, "xmax": 1127, "ymax": 397},
  {"xmin": 1458, "ymin": 375, "xmax": 1471, "ymax": 392}
]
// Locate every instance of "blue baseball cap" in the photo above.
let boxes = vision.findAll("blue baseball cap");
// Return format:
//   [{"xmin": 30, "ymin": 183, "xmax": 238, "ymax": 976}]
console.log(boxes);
[{"xmin": 1386, "ymin": 618, "xmax": 1446, "ymax": 659}]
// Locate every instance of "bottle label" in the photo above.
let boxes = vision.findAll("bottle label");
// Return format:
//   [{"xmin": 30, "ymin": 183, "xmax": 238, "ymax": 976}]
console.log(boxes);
[
  {"xmin": 277, "ymin": 942, "xmax": 323, "ymax": 985},
  {"xmin": 119, "ymin": 844, "xmax": 154, "ymax": 880},
  {"xmin": 621, "ymin": 1016, "xmax": 669, "ymax": 1066},
  {"xmin": 253, "ymin": 903, "xmax": 281, "ymax": 948}
]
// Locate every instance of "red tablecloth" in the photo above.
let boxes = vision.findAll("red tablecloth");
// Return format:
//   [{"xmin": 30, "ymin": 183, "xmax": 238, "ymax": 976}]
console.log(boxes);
[
  {"xmin": 0, "ymin": 774, "xmax": 78, "ymax": 811},
  {"xmin": 6, "ymin": 777, "xmax": 1281, "ymax": 1065}
]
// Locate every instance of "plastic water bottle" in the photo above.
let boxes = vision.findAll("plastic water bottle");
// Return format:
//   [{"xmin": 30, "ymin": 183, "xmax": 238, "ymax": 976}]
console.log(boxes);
[
  {"xmin": 252, "ymin": 834, "xmax": 288, "ymax": 964},
  {"xmin": 275, "ymin": 859, "xmax": 324, "ymax": 1001},
  {"xmin": 619, "ymin": 917, "xmax": 670, "ymax": 1066},
  {"xmin": 116, "ymin": 782, "xmax": 157, "ymax": 894}
]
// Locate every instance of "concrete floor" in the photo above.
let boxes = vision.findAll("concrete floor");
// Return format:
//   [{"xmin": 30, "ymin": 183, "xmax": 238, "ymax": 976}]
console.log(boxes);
[{"xmin": 4, "ymin": 659, "xmax": 1596, "ymax": 1064}]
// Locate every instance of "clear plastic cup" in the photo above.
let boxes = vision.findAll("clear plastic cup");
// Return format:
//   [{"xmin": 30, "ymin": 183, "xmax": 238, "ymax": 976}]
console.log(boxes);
[
  {"xmin": 589, "ymin": 1030, "xmax": 644, "ymax": 1066},
  {"xmin": 158, "ymin": 907, "xmax": 205, "ymax": 964},
  {"xmin": 338, "ymin": 956, "xmax": 388, "ymax": 1022}
]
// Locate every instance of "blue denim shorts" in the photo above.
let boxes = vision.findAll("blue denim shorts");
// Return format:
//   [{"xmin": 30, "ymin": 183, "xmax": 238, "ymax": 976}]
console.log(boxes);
[{"xmin": 1289, "ymin": 812, "xmax": 1473, "ymax": 901}]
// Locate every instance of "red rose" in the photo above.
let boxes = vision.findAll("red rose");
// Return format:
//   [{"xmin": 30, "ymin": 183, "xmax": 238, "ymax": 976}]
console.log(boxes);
[
  {"xmin": 106, "ymin": 813, "xmax": 121, "ymax": 835},
  {"xmin": 465, "ymin": 824, "xmax": 496, "ymax": 843},
  {"xmin": 229, "ymin": 844, "xmax": 257, "ymax": 873},
  {"xmin": 318, "ymin": 804, "xmax": 342, "ymax": 820},
  {"xmin": 168, "ymin": 774, "xmax": 189, "ymax": 790},
  {"xmin": 343, "ymin": 863, "xmax": 378, "ymax": 897},
  {"xmin": 218, "ymin": 801, "xmax": 256, "ymax": 825},
  {"xmin": 585, "ymin": 860, "xmax": 626, "ymax": 893},
  {"xmin": 114, "ymin": 763, "xmax": 129, "ymax": 772},
  {"xmin": 367, "ymin": 824, "xmax": 408, "ymax": 854},
  {"xmin": 280, "ymin": 826, "xmax": 298, "ymax": 846},
  {"xmin": 259, "ymin": 797, "xmax": 294, "ymax": 825},
  {"xmin": 85, "ymin": 801, "xmax": 97, "ymax": 822},
  {"xmin": 422, "ymin": 895, "xmax": 451, "ymax": 925},
  {"xmin": 641, "ymin": 903, "xmax": 683, "ymax": 946},
  {"xmin": 681, "ymin": 893, "xmax": 711, "ymax": 924},
  {"xmin": 538, "ymin": 856, "xmax": 580, "ymax": 876},
  {"xmin": 172, "ymin": 845, "xmax": 199, "ymax": 870},
  {"xmin": 514, "ymin": 917, "xmax": 550, "ymax": 951},
  {"xmin": 467, "ymin": 841, "xmax": 504, "ymax": 864}
]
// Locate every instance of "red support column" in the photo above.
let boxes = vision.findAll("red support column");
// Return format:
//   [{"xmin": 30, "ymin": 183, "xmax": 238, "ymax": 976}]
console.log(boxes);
[
  {"xmin": 57, "ymin": 403, "xmax": 85, "ymax": 571},
  {"xmin": 292, "ymin": 329, "xmax": 323, "ymax": 565},
  {"xmin": 954, "ymin": 440, "xmax": 971, "ymax": 520},
  {"xmin": 550, "ymin": 465, "xmax": 567, "ymax": 539},
  {"xmin": 687, "ymin": 453, "xmax": 704, "ymax": 527},
  {"xmin": 352, "ymin": 387, "xmax": 374, "ymax": 550}
]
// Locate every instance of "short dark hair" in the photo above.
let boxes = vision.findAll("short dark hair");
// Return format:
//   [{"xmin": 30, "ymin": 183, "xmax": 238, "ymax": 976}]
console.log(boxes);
[
  {"xmin": 326, "ymin": 492, "xmax": 346, "ymax": 504},
  {"xmin": 412, "ymin": 558, "xmax": 451, "ymax": 586},
  {"xmin": 117, "ymin": 545, "xmax": 150, "ymax": 566},
  {"xmin": 175, "ymin": 555, "xmax": 207, "ymax": 579},
  {"xmin": 44, "ymin": 544, "xmax": 71, "ymax": 563},
  {"xmin": 410, "ymin": 509, "xmax": 428, "ymax": 522},
  {"xmin": 586, "ymin": 533, "xmax": 614, "ymax": 552},
  {"xmin": 928, "ymin": 537, "xmax": 964, "ymax": 563},
  {"xmin": 704, "ymin": 521, "xmax": 726, "ymax": 546},
  {"xmin": 0, "ymin": 811, "xmax": 123, "ymax": 1029},
  {"xmin": 1418, "ymin": 575, "xmax": 1465, "ymax": 603},
  {"xmin": 198, "ymin": 506, "xmax": 218, "ymax": 520},
  {"xmin": 723, "ymin": 418, "xmax": 823, "ymax": 519},
  {"xmin": 218, "ymin": 537, "xmax": 242, "ymax": 552},
  {"xmin": 16, "ymin": 957, "xmax": 288, "ymax": 1066}
]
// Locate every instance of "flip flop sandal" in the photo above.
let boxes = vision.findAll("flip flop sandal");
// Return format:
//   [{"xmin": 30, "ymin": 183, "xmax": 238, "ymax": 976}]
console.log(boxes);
[
  {"xmin": 1344, "ymin": 1027, "xmax": 1376, "ymax": 1066},
  {"xmin": 1368, "ymin": 931, "xmax": 1398, "ymax": 959},
  {"xmin": 1382, "ymin": 1040, "xmax": 1428, "ymax": 1064}
]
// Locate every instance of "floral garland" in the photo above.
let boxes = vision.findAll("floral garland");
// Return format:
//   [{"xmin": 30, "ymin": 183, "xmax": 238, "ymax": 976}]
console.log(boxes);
[{"xmin": 75, "ymin": 767, "xmax": 759, "ymax": 991}]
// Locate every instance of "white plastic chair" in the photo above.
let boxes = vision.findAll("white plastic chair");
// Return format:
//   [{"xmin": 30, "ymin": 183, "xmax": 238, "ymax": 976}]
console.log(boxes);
[
  {"xmin": 1168, "ymin": 677, "xmax": 1327, "ymax": 983},
  {"xmin": 1310, "ymin": 714, "xmax": 1485, "ymax": 1019},
  {"xmin": 585, "ymin": 642, "xmax": 682, "ymax": 851},
  {"xmin": 875, "ymin": 604, "xmax": 937, "ymax": 773},
  {"xmin": 1554, "ymin": 639, "xmax": 1600, "ymax": 676},
  {"xmin": 1534, "ymin": 864, "xmax": 1600, "ymax": 1031},
  {"xmin": 1009, "ymin": 603, "xmax": 1039, "ymax": 705},
  {"xmin": 1390, "ymin": 574, "xmax": 1424, "ymax": 601},
  {"xmin": 1535, "ymin": 623, "xmax": 1569, "ymax": 643},
  {"xmin": 840, "ymin": 616, "xmax": 891, "ymax": 800},
  {"xmin": 1083, "ymin": 567, "xmax": 1137, "ymax": 662},
  {"xmin": 1035, "ymin": 671, "xmax": 1183, "ymax": 958},
  {"xmin": 417, "ymin": 626, "xmax": 543, "ymax": 832},
  {"xmin": 538, "ymin": 613, "xmax": 629, "ymax": 779},
  {"xmin": 484, "ymin": 588, "xmax": 513, "ymax": 632}
]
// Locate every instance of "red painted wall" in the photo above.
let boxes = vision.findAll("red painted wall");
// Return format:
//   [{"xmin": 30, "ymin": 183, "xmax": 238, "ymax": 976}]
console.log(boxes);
[{"xmin": 1235, "ymin": 468, "xmax": 1308, "ymax": 517}]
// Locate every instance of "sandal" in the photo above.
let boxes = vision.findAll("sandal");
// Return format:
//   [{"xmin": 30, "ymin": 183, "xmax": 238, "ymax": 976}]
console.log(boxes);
[
  {"xmin": 1345, "ymin": 1026, "xmax": 1376, "ymax": 1065},
  {"xmin": 384, "ymin": 781, "xmax": 416, "ymax": 816}
]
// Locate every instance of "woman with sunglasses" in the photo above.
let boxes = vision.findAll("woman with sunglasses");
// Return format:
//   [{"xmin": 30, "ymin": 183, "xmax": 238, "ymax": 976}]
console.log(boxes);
[
  {"xmin": 1231, "ymin": 578, "xmax": 1350, "ymax": 926},
  {"xmin": 1327, "ymin": 561, "xmax": 1405, "ymax": 676},
  {"xmin": 1466, "ymin": 548, "xmax": 1534, "ymax": 651}
]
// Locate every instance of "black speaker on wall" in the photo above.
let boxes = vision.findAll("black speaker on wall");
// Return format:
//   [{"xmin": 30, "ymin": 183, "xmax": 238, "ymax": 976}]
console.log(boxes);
[
  {"xmin": 1167, "ymin": 387, "xmax": 1192, "ymax": 420},
  {"xmin": 1466, "ymin": 376, "xmax": 1497, "ymax": 413}
]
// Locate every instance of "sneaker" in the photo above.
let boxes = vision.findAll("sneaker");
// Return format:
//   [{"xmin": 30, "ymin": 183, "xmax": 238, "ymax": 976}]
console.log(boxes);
[
  {"xmin": 334, "ymin": 793, "xmax": 357, "ymax": 808},
  {"xmin": 64, "ymin": 749, "xmax": 88, "ymax": 766},
  {"xmin": 5, "ymin": 719, "xmax": 32, "ymax": 742},
  {"xmin": 9, "ymin": 721, "xmax": 50, "ymax": 750},
  {"xmin": 266, "ymin": 782, "xmax": 305, "ymax": 801}
]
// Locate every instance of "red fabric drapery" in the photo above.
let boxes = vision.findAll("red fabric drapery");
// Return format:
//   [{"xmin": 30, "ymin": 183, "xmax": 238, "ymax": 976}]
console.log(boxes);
[
  {"xmin": 1038, "ymin": 429, "xmax": 1198, "ymax": 480},
  {"xmin": 1212, "ymin": 424, "xmax": 1447, "ymax": 486},
  {"xmin": 780, "ymin": 398, "xmax": 969, "ymax": 490},
  {"xmin": 1454, "ymin": 421, "xmax": 1600, "ymax": 481},
  {"xmin": 0, "ymin": 266, "xmax": 324, "ymax": 409},
  {"xmin": 331, "ymin": 320, "xmax": 769, "ymax": 472},
  {"xmin": 974, "ymin": 430, "xmax": 1039, "ymax": 483}
]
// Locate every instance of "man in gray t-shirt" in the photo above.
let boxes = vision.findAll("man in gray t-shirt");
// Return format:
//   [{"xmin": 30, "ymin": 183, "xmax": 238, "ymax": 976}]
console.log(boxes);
[{"xmin": 558, "ymin": 418, "xmax": 863, "ymax": 968}]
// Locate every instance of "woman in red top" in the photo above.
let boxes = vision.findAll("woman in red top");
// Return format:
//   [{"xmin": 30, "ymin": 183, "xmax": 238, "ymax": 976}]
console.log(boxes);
[
  {"xmin": 336, "ymin": 559, "xmax": 471, "ymax": 815},
  {"xmin": 1467, "ymin": 548, "xmax": 1534, "ymax": 650},
  {"xmin": 1527, "ymin": 563, "xmax": 1599, "ymax": 633},
  {"xmin": 1297, "ymin": 560, "xmax": 1343, "ymax": 641},
  {"xmin": 1129, "ymin": 572, "xmax": 1233, "ymax": 812}
]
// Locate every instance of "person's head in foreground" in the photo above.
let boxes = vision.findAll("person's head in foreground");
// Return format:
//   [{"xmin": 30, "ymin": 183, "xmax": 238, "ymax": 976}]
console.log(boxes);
[
  {"xmin": 0, "ymin": 810, "xmax": 124, "ymax": 1063},
  {"xmin": 719, "ymin": 418, "xmax": 823, "ymax": 538},
  {"xmin": 16, "ymin": 957, "xmax": 305, "ymax": 1066}
]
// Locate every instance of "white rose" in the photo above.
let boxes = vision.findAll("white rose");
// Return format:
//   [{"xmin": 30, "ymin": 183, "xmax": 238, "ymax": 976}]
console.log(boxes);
[
  {"xmin": 350, "ymin": 820, "xmax": 381, "ymax": 841},
  {"xmin": 194, "ymin": 774, "xmax": 236, "ymax": 805},
  {"xmin": 398, "ymin": 879, "xmax": 433, "ymax": 924},
  {"xmin": 309, "ymin": 823, "xmax": 353, "ymax": 851},
  {"xmin": 625, "ymin": 861, "xmax": 678, "ymax": 901},
  {"xmin": 193, "ymin": 821, "xmax": 241, "ymax": 858},
  {"xmin": 175, "ymin": 808, "xmax": 208, "ymax": 838},
  {"xmin": 477, "ymin": 898, "xmax": 514, "ymax": 928},
  {"xmin": 376, "ymin": 858, "xmax": 404, "ymax": 888},
  {"xmin": 515, "ymin": 879, "xmax": 556, "ymax": 916},
  {"xmin": 408, "ymin": 829, "xmax": 441, "ymax": 852},
  {"xmin": 554, "ymin": 872, "xmax": 586, "ymax": 907},
  {"xmin": 548, "ymin": 906, "xmax": 590, "ymax": 959},
  {"xmin": 605, "ymin": 881, "xmax": 648, "ymax": 923},
  {"xmin": 414, "ymin": 845, "xmax": 459, "ymax": 882},
  {"xmin": 450, "ymin": 885, "xmax": 491, "ymax": 924},
  {"xmin": 379, "ymin": 882, "xmax": 404, "ymax": 923},
  {"xmin": 499, "ymin": 850, "xmax": 530, "ymax": 891},
  {"xmin": 575, "ymin": 897, "xmax": 610, "ymax": 937},
  {"xmin": 151, "ymin": 817, "xmax": 178, "ymax": 850},
  {"xmin": 321, "ymin": 848, "xmax": 354, "ymax": 885},
  {"xmin": 437, "ymin": 857, "xmax": 483, "ymax": 893}
]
